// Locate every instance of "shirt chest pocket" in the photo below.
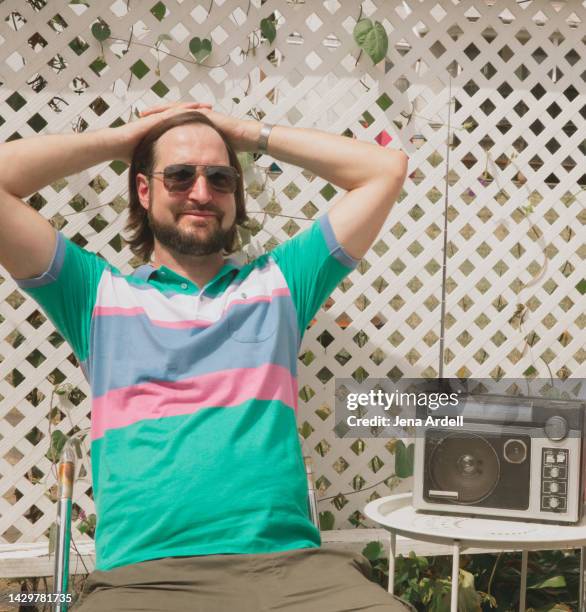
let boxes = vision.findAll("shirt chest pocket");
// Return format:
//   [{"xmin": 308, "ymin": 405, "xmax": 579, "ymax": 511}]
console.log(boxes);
[{"xmin": 226, "ymin": 295, "xmax": 278, "ymax": 343}]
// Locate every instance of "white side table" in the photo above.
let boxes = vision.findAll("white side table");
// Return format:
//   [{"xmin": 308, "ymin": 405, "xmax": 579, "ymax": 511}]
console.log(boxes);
[{"xmin": 365, "ymin": 493, "xmax": 586, "ymax": 612}]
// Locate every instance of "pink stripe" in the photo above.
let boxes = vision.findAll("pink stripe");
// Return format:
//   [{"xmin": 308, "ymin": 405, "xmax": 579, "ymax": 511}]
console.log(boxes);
[
  {"xmin": 92, "ymin": 287, "xmax": 291, "ymax": 329},
  {"xmin": 94, "ymin": 306, "xmax": 144, "ymax": 317},
  {"xmin": 91, "ymin": 363, "xmax": 298, "ymax": 440}
]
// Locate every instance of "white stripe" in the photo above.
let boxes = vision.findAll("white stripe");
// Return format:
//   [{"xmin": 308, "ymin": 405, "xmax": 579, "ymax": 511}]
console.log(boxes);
[{"xmin": 95, "ymin": 259, "xmax": 289, "ymax": 323}]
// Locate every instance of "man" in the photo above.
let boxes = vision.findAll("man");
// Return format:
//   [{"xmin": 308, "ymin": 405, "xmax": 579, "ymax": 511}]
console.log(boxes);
[{"xmin": 0, "ymin": 102, "xmax": 408, "ymax": 611}]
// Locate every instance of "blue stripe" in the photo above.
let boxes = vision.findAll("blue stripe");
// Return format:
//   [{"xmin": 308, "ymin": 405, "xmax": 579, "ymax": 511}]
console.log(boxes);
[
  {"xmin": 319, "ymin": 214, "xmax": 360, "ymax": 269},
  {"xmin": 15, "ymin": 230, "xmax": 67, "ymax": 289},
  {"xmin": 132, "ymin": 264, "xmax": 155, "ymax": 281},
  {"xmin": 89, "ymin": 296, "xmax": 300, "ymax": 397}
]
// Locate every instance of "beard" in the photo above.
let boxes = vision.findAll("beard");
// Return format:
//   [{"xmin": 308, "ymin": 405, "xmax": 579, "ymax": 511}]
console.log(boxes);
[{"xmin": 147, "ymin": 197, "xmax": 235, "ymax": 257}]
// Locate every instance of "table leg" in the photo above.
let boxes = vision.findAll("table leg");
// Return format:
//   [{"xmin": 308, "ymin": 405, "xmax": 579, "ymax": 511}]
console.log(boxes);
[
  {"xmin": 388, "ymin": 530, "xmax": 396, "ymax": 594},
  {"xmin": 578, "ymin": 546, "xmax": 586, "ymax": 612},
  {"xmin": 451, "ymin": 541, "xmax": 460, "ymax": 612},
  {"xmin": 519, "ymin": 550, "xmax": 528, "ymax": 612}
]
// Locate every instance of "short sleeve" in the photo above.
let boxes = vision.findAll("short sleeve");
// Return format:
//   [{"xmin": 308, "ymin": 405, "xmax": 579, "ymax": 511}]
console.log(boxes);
[
  {"xmin": 14, "ymin": 230, "xmax": 108, "ymax": 365},
  {"xmin": 269, "ymin": 212, "xmax": 359, "ymax": 337}
]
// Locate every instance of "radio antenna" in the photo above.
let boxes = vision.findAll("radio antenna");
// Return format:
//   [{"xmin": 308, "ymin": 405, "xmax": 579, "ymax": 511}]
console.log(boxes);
[{"xmin": 438, "ymin": 77, "xmax": 453, "ymax": 380}]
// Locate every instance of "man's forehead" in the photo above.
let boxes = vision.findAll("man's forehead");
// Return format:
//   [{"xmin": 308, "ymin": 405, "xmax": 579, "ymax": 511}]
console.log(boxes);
[{"xmin": 155, "ymin": 124, "xmax": 229, "ymax": 165}]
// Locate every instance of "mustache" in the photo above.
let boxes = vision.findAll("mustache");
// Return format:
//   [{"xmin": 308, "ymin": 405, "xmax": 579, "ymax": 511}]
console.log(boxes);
[{"xmin": 180, "ymin": 205, "xmax": 223, "ymax": 217}]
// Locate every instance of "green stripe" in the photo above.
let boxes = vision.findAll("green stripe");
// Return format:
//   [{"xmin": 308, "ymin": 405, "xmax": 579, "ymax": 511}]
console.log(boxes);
[{"xmin": 91, "ymin": 399, "xmax": 320, "ymax": 570}]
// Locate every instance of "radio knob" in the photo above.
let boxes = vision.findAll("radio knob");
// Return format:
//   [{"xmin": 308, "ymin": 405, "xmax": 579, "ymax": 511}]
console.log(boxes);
[
  {"xmin": 550, "ymin": 467, "xmax": 560, "ymax": 478},
  {"xmin": 544, "ymin": 416, "xmax": 569, "ymax": 441},
  {"xmin": 549, "ymin": 497, "xmax": 560, "ymax": 508},
  {"xmin": 550, "ymin": 482, "xmax": 559, "ymax": 493}
]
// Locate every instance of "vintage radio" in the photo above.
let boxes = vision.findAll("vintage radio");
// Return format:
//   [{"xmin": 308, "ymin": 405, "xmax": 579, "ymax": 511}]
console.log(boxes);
[{"xmin": 412, "ymin": 394, "xmax": 586, "ymax": 523}]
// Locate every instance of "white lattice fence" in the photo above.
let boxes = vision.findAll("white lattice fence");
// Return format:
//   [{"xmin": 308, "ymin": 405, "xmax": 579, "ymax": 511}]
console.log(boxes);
[{"xmin": 0, "ymin": 0, "xmax": 584, "ymax": 555}]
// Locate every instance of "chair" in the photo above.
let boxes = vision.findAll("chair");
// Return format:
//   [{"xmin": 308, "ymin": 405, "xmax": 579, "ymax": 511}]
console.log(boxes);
[{"xmin": 53, "ymin": 437, "xmax": 416, "ymax": 611}]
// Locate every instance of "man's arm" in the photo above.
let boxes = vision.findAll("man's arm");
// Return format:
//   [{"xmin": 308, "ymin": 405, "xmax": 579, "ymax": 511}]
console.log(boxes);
[
  {"xmin": 241, "ymin": 122, "xmax": 408, "ymax": 260},
  {"xmin": 0, "ymin": 130, "xmax": 123, "ymax": 280}
]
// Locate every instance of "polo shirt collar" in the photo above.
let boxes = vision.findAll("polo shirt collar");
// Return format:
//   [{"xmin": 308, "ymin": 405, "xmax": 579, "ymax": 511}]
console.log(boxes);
[{"xmin": 132, "ymin": 258, "xmax": 242, "ymax": 288}]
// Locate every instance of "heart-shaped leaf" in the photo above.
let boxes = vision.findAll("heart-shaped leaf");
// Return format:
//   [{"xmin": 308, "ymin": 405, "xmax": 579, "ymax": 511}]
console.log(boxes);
[
  {"xmin": 260, "ymin": 18, "xmax": 276, "ymax": 44},
  {"xmin": 189, "ymin": 37, "xmax": 212, "ymax": 62},
  {"xmin": 91, "ymin": 21, "xmax": 111, "ymax": 42},
  {"xmin": 46, "ymin": 430, "xmax": 68, "ymax": 463},
  {"xmin": 353, "ymin": 18, "xmax": 388, "ymax": 64},
  {"xmin": 189, "ymin": 37, "xmax": 202, "ymax": 54},
  {"xmin": 362, "ymin": 541, "xmax": 383, "ymax": 561}
]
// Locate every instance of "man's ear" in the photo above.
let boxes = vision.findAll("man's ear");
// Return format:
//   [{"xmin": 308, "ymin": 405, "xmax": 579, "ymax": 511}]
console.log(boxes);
[{"xmin": 136, "ymin": 174, "xmax": 150, "ymax": 211}]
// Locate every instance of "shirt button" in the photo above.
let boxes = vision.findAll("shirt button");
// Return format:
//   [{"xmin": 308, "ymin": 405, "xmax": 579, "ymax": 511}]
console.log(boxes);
[{"xmin": 181, "ymin": 283, "xmax": 188, "ymax": 289}]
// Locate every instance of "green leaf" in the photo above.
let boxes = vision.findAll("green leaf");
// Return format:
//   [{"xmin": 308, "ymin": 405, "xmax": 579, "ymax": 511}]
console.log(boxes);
[
  {"xmin": 78, "ymin": 513, "xmax": 97, "ymax": 536},
  {"xmin": 416, "ymin": 555, "xmax": 429, "ymax": 571},
  {"xmin": 260, "ymin": 18, "xmax": 277, "ymax": 44},
  {"xmin": 46, "ymin": 430, "xmax": 68, "ymax": 463},
  {"xmin": 91, "ymin": 21, "xmax": 111, "ymax": 42},
  {"xmin": 319, "ymin": 510, "xmax": 335, "ymax": 530},
  {"xmin": 155, "ymin": 34, "xmax": 172, "ymax": 46},
  {"xmin": 458, "ymin": 569, "xmax": 481, "ymax": 611},
  {"xmin": 189, "ymin": 37, "xmax": 212, "ymax": 62},
  {"xmin": 48, "ymin": 523, "xmax": 57, "ymax": 557},
  {"xmin": 69, "ymin": 0, "xmax": 90, "ymax": 5},
  {"xmin": 528, "ymin": 574, "xmax": 566, "ymax": 589},
  {"xmin": 54, "ymin": 382, "xmax": 74, "ymax": 396},
  {"xmin": 362, "ymin": 541, "xmax": 383, "ymax": 561},
  {"xmin": 395, "ymin": 440, "xmax": 414, "ymax": 478},
  {"xmin": 189, "ymin": 37, "xmax": 202, "ymax": 54},
  {"xmin": 353, "ymin": 19, "xmax": 388, "ymax": 64},
  {"xmin": 576, "ymin": 278, "xmax": 586, "ymax": 295}
]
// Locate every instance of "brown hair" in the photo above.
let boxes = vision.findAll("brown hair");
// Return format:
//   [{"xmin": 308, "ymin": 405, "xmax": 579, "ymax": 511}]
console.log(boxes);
[{"xmin": 125, "ymin": 111, "xmax": 247, "ymax": 262}]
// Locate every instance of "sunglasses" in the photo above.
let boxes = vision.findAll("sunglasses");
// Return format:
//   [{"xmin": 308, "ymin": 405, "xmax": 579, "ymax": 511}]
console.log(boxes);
[{"xmin": 147, "ymin": 164, "xmax": 240, "ymax": 194}]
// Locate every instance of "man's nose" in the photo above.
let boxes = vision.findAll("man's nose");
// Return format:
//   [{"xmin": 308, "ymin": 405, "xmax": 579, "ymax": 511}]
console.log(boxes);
[{"xmin": 188, "ymin": 171, "xmax": 213, "ymax": 203}]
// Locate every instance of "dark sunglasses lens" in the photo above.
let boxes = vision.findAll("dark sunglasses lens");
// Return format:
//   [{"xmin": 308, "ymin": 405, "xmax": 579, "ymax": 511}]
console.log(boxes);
[
  {"xmin": 161, "ymin": 165, "xmax": 238, "ymax": 193},
  {"xmin": 163, "ymin": 165, "xmax": 196, "ymax": 192},
  {"xmin": 205, "ymin": 167, "xmax": 238, "ymax": 193}
]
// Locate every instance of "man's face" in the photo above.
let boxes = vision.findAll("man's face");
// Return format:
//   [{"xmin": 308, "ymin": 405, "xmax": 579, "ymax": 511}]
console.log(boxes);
[{"xmin": 137, "ymin": 124, "xmax": 237, "ymax": 256}]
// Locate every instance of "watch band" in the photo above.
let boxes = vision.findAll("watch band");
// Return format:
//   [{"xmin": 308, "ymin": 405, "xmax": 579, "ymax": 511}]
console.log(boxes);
[{"xmin": 257, "ymin": 123, "xmax": 273, "ymax": 153}]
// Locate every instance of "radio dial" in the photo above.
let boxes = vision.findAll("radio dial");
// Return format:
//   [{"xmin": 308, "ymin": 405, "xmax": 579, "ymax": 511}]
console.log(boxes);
[
  {"xmin": 549, "ymin": 482, "xmax": 559, "ymax": 493},
  {"xmin": 503, "ymin": 439, "xmax": 527, "ymax": 464},
  {"xmin": 549, "ymin": 497, "xmax": 560, "ymax": 508},
  {"xmin": 544, "ymin": 416, "xmax": 569, "ymax": 441},
  {"xmin": 550, "ymin": 467, "xmax": 560, "ymax": 478}
]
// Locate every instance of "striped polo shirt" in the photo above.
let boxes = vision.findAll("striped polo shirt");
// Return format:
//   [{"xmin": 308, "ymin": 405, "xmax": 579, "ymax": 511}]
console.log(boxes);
[{"xmin": 16, "ymin": 212, "xmax": 358, "ymax": 571}]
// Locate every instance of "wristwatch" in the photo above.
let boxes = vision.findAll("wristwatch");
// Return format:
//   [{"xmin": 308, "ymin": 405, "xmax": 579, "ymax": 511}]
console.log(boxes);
[{"xmin": 257, "ymin": 123, "xmax": 273, "ymax": 153}]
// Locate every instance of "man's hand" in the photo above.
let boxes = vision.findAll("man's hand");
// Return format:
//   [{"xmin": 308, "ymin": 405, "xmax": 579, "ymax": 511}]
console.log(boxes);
[
  {"xmin": 111, "ymin": 102, "xmax": 213, "ymax": 163},
  {"xmin": 139, "ymin": 103, "xmax": 259, "ymax": 154}
]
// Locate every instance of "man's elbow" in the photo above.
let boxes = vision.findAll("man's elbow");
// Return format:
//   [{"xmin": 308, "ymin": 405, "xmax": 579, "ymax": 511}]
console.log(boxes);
[
  {"xmin": 388, "ymin": 150, "xmax": 409, "ymax": 182},
  {"xmin": 379, "ymin": 150, "xmax": 408, "ymax": 196}
]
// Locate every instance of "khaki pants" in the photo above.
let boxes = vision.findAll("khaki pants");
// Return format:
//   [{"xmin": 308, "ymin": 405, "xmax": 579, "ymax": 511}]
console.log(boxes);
[{"xmin": 73, "ymin": 547, "xmax": 414, "ymax": 611}]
